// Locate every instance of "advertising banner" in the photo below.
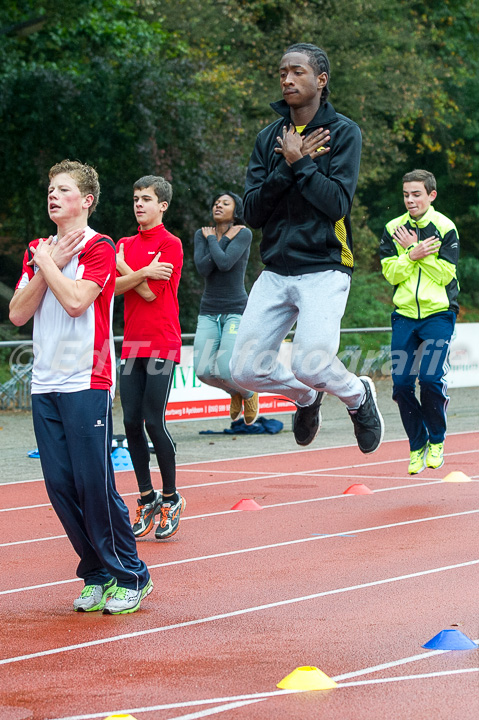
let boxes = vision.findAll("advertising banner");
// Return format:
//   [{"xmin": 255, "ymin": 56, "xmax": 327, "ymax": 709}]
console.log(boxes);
[
  {"xmin": 447, "ymin": 322, "xmax": 479, "ymax": 388},
  {"xmin": 166, "ymin": 345, "xmax": 294, "ymax": 421},
  {"xmin": 166, "ymin": 324, "xmax": 479, "ymax": 421}
]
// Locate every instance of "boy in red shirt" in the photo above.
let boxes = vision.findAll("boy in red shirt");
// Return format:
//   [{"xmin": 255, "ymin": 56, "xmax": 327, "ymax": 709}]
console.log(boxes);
[
  {"xmin": 115, "ymin": 176, "xmax": 185, "ymax": 540},
  {"xmin": 10, "ymin": 160, "xmax": 152, "ymax": 614}
]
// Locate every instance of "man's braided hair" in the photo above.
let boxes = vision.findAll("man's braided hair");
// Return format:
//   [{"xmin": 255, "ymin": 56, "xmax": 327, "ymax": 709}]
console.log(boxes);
[{"xmin": 284, "ymin": 43, "xmax": 330, "ymax": 105}]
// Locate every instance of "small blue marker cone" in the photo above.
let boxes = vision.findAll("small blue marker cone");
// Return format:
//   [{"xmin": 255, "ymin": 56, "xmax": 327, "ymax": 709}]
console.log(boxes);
[
  {"xmin": 422, "ymin": 629, "xmax": 477, "ymax": 650},
  {"xmin": 111, "ymin": 448, "xmax": 134, "ymax": 471}
]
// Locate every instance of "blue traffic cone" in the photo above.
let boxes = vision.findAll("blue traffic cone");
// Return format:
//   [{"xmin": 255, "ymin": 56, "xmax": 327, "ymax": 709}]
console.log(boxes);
[
  {"xmin": 422, "ymin": 629, "xmax": 477, "ymax": 650},
  {"xmin": 111, "ymin": 447, "xmax": 134, "ymax": 471}
]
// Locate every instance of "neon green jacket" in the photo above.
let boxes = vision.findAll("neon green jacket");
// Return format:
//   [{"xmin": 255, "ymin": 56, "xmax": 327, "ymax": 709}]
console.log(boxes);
[{"xmin": 380, "ymin": 205, "xmax": 459, "ymax": 319}]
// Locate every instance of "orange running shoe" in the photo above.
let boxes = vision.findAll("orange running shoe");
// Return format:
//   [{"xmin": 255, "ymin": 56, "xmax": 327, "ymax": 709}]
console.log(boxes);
[
  {"xmin": 155, "ymin": 494, "xmax": 186, "ymax": 539},
  {"xmin": 132, "ymin": 490, "xmax": 162, "ymax": 537}
]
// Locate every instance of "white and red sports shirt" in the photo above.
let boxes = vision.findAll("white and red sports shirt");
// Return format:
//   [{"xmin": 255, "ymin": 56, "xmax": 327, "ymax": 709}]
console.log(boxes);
[
  {"xmin": 116, "ymin": 224, "xmax": 183, "ymax": 362},
  {"xmin": 16, "ymin": 227, "xmax": 116, "ymax": 394}
]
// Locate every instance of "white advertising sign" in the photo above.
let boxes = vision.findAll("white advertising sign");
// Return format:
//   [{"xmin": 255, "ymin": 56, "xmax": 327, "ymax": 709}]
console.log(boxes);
[
  {"xmin": 447, "ymin": 322, "xmax": 479, "ymax": 388},
  {"xmin": 166, "ymin": 345, "xmax": 293, "ymax": 421},
  {"xmin": 166, "ymin": 324, "xmax": 478, "ymax": 421}
]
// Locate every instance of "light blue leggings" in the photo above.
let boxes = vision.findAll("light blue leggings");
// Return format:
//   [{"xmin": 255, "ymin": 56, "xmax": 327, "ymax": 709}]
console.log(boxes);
[{"xmin": 193, "ymin": 313, "xmax": 253, "ymax": 399}]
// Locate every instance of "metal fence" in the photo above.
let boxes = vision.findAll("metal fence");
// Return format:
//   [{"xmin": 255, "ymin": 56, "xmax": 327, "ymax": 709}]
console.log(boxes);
[{"xmin": 0, "ymin": 328, "xmax": 392, "ymax": 411}]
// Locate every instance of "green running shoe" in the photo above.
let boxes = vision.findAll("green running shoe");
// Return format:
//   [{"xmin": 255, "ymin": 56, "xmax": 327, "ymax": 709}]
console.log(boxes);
[
  {"xmin": 103, "ymin": 577, "xmax": 153, "ymax": 615},
  {"xmin": 408, "ymin": 445, "xmax": 427, "ymax": 475},
  {"xmin": 73, "ymin": 577, "xmax": 117, "ymax": 612},
  {"xmin": 426, "ymin": 442, "xmax": 444, "ymax": 469}
]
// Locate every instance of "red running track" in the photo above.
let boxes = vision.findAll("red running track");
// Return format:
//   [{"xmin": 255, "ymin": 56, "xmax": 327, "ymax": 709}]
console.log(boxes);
[{"xmin": 1, "ymin": 431, "xmax": 479, "ymax": 720}]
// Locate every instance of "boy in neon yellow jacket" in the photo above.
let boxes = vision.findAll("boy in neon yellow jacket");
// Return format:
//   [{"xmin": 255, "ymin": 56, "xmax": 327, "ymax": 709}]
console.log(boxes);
[{"xmin": 380, "ymin": 169, "xmax": 459, "ymax": 474}]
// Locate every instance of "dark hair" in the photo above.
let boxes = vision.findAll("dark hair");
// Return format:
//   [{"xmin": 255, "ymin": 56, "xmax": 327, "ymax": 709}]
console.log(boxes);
[
  {"xmin": 211, "ymin": 191, "xmax": 245, "ymax": 225},
  {"xmin": 284, "ymin": 43, "xmax": 330, "ymax": 104},
  {"xmin": 402, "ymin": 169, "xmax": 437, "ymax": 194},
  {"xmin": 133, "ymin": 175, "xmax": 172, "ymax": 205}
]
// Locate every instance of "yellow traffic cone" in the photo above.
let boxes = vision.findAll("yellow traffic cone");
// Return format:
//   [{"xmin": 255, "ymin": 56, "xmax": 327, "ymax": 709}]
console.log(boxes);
[
  {"xmin": 277, "ymin": 666, "xmax": 337, "ymax": 691},
  {"xmin": 442, "ymin": 471, "xmax": 472, "ymax": 483}
]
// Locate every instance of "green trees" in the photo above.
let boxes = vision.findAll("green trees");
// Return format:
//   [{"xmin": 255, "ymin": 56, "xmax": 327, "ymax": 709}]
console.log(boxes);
[{"xmin": 1, "ymin": 0, "xmax": 478, "ymax": 330}]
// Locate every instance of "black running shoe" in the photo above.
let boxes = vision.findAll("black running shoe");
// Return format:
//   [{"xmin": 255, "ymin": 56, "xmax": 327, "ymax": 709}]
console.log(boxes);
[
  {"xmin": 293, "ymin": 392, "xmax": 323, "ymax": 447},
  {"xmin": 348, "ymin": 376, "xmax": 384, "ymax": 454}
]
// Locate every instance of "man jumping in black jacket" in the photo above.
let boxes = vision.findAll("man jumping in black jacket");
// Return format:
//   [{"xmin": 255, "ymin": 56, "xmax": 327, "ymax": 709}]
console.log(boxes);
[{"xmin": 230, "ymin": 43, "xmax": 384, "ymax": 453}]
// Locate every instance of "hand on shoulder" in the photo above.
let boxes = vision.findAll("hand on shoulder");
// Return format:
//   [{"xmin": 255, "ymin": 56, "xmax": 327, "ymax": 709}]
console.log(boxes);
[
  {"xmin": 202, "ymin": 226, "xmax": 216, "ymax": 239},
  {"xmin": 225, "ymin": 225, "xmax": 246, "ymax": 239}
]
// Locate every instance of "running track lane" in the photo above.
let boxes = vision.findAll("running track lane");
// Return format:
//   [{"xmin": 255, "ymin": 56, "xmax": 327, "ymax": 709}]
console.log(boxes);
[{"xmin": 0, "ymin": 431, "xmax": 478, "ymax": 720}]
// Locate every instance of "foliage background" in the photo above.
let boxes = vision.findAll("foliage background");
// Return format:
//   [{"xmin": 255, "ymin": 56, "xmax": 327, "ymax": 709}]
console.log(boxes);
[{"xmin": 1, "ymin": 0, "xmax": 478, "ymax": 338}]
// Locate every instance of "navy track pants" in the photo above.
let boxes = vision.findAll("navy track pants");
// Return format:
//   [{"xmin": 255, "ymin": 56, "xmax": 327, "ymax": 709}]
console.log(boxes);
[
  {"xmin": 391, "ymin": 310, "xmax": 455, "ymax": 451},
  {"xmin": 32, "ymin": 389, "xmax": 149, "ymax": 590}
]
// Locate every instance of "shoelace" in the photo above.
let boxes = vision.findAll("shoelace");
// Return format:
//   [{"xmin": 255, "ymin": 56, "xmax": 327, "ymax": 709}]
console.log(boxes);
[
  {"xmin": 134, "ymin": 505, "xmax": 145, "ymax": 523},
  {"xmin": 159, "ymin": 505, "xmax": 172, "ymax": 528},
  {"xmin": 112, "ymin": 586, "xmax": 129, "ymax": 600},
  {"xmin": 429, "ymin": 444, "xmax": 443, "ymax": 458},
  {"xmin": 80, "ymin": 585, "xmax": 96, "ymax": 597}
]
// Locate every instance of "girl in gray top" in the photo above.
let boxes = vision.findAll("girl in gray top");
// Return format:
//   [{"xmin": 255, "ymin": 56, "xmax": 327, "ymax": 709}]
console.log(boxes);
[{"xmin": 193, "ymin": 192, "xmax": 258, "ymax": 424}]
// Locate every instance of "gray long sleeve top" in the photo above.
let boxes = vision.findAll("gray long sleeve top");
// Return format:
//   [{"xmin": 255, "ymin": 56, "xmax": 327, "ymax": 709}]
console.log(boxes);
[{"xmin": 193, "ymin": 227, "xmax": 252, "ymax": 315}]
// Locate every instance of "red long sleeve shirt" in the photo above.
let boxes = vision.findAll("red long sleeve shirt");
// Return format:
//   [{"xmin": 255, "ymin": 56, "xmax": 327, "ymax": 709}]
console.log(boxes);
[{"xmin": 117, "ymin": 224, "xmax": 183, "ymax": 362}]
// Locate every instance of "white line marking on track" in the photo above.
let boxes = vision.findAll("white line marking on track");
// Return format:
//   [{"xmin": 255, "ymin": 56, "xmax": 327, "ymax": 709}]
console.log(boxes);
[
  {"xmin": 167, "ymin": 430, "xmax": 479, "ymax": 467},
  {"xmin": 2, "ymin": 508, "xmax": 479, "ymax": 595},
  {"xmin": 178, "ymin": 469, "xmax": 275, "ymax": 474},
  {"xmin": 0, "ymin": 502, "xmax": 51, "ymax": 513},
  {"xmin": 48, "ymin": 664, "xmax": 479, "ymax": 720},
  {"xmin": 0, "ymin": 453, "xmax": 467, "ymax": 515},
  {"xmin": 165, "ymin": 668, "xmax": 479, "ymax": 720},
  {"xmin": 1, "ymin": 429, "xmax": 477, "ymax": 487},
  {"xmin": 0, "ymin": 534, "xmax": 66, "ymax": 547},
  {"xmin": 165, "ymin": 698, "xmax": 267, "ymax": 720},
  {"xmin": 0, "ymin": 475, "xmax": 442, "ymax": 547},
  {"xmin": 0, "ymin": 477, "xmax": 470, "ymax": 548},
  {"xmin": 2, "ymin": 444, "xmax": 478, "ymax": 513},
  {"xmin": 2, "ymin": 558, "xmax": 479, "ymax": 666},
  {"xmin": 338, "ymin": 667, "xmax": 479, "ymax": 687}
]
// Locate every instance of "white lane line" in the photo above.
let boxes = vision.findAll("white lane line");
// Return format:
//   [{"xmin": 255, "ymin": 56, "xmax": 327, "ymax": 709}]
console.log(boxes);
[
  {"xmin": 339, "ymin": 667, "xmax": 479, "ymax": 687},
  {"xmin": 0, "ymin": 534, "xmax": 66, "ymax": 547},
  {"xmin": 2, "ymin": 459, "xmax": 392, "ymax": 511},
  {"xmin": 178, "ymin": 469, "xmax": 275, "ymax": 475},
  {"xmin": 165, "ymin": 698, "xmax": 267, "ymax": 720},
  {"xmin": 174, "ymin": 447, "xmax": 479, "ymax": 483},
  {"xmin": 2, "ymin": 439, "xmax": 479, "ymax": 512},
  {"xmin": 1, "ymin": 430, "xmax": 477, "ymax": 488},
  {"xmin": 48, "ymin": 665, "xmax": 479, "ymax": 720},
  {"xmin": 0, "ymin": 478, "xmax": 467, "ymax": 548},
  {"xmin": 165, "ymin": 668, "xmax": 479, "ymax": 720},
  {"xmin": 334, "ymin": 646, "xmax": 452, "ymax": 680},
  {"xmin": 2, "ymin": 557, "xmax": 479, "ymax": 666},
  {"xmin": 52, "ymin": 698, "xmax": 275, "ymax": 720},
  {"xmin": 0, "ymin": 477, "xmax": 45, "ymax": 485},
  {"xmin": 0, "ymin": 502, "xmax": 52, "ymax": 513},
  {"xmin": 3, "ymin": 443, "xmax": 479, "ymax": 512},
  {"xmin": 2, "ymin": 508, "xmax": 479, "ymax": 596},
  {"xmin": 168, "ymin": 431, "xmax": 479, "ymax": 467},
  {"xmin": 0, "ymin": 453, "xmax": 462, "ymax": 515}
]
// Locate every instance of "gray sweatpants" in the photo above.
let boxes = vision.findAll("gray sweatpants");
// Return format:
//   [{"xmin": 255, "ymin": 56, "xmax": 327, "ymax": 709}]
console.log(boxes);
[{"xmin": 230, "ymin": 270, "xmax": 365, "ymax": 409}]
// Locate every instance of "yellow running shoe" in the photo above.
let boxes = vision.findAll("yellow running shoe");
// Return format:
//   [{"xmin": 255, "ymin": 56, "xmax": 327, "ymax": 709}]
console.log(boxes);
[
  {"xmin": 408, "ymin": 445, "xmax": 427, "ymax": 475},
  {"xmin": 426, "ymin": 442, "xmax": 444, "ymax": 469}
]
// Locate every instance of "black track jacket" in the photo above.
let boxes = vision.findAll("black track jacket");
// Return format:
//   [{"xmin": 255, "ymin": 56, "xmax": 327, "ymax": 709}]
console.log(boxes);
[{"xmin": 244, "ymin": 100, "xmax": 362, "ymax": 276}]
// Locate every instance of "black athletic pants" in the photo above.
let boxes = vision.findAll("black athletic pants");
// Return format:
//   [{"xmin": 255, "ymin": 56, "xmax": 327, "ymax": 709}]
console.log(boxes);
[{"xmin": 119, "ymin": 357, "xmax": 176, "ymax": 496}]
